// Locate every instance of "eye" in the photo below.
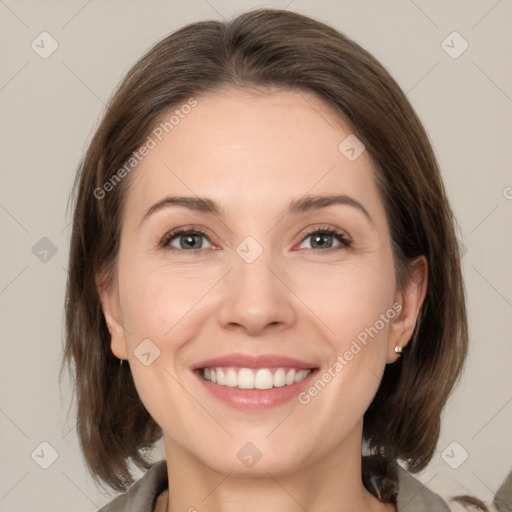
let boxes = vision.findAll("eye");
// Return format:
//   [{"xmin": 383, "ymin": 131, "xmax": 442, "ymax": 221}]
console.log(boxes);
[
  {"xmin": 160, "ymin": 227, "xmax": 214, "ymax": 251},
  {"xmin": 298, "ymin": 226, "xmax": 352, "ymax": 252},
  {"xmin": 159, "ymin": 225, "xmax": 352, "ymax": 253}
]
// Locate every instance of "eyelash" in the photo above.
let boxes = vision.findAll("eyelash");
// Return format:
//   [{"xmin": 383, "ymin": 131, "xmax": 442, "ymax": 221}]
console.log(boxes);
[
  {"xmin": 160, "ymin": 224, "xmax": 352, "ymax": 255},
  {"xmin": 297, "ymin": 225, "xmax": 352, "ymax": 254}
]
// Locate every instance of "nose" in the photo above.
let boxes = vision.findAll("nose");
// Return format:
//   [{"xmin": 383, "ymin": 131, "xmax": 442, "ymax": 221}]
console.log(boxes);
[{"xmin": 217, "ymin": 249, "xmax": 296, "ymax": 336}]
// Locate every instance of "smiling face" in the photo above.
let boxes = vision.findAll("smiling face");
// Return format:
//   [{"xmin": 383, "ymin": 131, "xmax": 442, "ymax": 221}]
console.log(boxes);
[{"xmin": 98, "ymin": 87, "xmax": 426, "ymax": 477}]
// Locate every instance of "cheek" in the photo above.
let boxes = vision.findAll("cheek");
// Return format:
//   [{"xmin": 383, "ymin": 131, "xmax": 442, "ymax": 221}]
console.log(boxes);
[
  {"xmin": 117, "ymin": 265, "xmax": 209, "ymax": 432},
  {"xmin": 296, "ymin": 265, "xmax": 396, "ymax": 439},
  {"xmin": 292, "ymin": 255, "xmax": 397, "ymax": 350},
  {"xmin": 119, "ymin": 263, "xmax": 218, "ymax": 343},
  {"xmin": 290, "ymin": 254, "xmax": 396, "ymax": 417},
  {"xmin": 117, "ymin": 262, "xmax": 221, "ymax": 421}
]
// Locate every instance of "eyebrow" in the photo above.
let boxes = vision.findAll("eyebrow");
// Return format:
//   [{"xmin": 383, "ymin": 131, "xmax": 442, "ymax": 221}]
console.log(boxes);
[
  {"xmin": 140, "ymin": 193, "xmax": 373, "ymax": 226},
  {"xmin": 288, "ymin": 194, "xmax": 372, "ymax": 224}
]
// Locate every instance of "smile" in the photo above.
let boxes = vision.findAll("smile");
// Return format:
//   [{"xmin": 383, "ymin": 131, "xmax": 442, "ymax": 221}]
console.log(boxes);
[{"xmin": 201, "ymin": 367, "xmax": 312, "ymax": 390}]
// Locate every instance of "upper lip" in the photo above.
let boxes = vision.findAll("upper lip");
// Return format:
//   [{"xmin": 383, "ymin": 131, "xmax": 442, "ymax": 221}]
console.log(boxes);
[{"xmin": 192, "ymin": 353, "xmax": 318, "ymax": 370}]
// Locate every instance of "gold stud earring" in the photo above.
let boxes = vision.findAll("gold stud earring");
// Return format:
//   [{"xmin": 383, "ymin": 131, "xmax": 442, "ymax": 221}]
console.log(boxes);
[{"xmin": 394, "ymin": 345, "xmax": 403, "ymax": 355}]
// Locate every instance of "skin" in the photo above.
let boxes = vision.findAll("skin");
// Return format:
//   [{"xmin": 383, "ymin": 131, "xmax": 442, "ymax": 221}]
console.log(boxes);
[{"xmin": 98, "ymin": 87, "xmax": 427, "ymax": 512}]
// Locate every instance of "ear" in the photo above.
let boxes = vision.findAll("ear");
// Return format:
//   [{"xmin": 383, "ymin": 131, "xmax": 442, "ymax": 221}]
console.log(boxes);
[
  {"xmin": 96, "ymin": 270, "xmax": 128, "ymax": 360},
  {"xmin": 386, "ymin": 256, "xmax": 428, "ymax": 363}
]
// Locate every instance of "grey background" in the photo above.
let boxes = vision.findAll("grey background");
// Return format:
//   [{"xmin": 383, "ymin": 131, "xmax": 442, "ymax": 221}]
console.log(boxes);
[{"xmin": 1, "ymin": 0, "xmax": 511, "ymax": 510}]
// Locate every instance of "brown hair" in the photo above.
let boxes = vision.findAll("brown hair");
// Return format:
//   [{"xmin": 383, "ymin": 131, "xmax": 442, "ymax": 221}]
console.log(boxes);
[{"xmin": 61, "ymin": 8, "xmax": 468, "ymax": 496}]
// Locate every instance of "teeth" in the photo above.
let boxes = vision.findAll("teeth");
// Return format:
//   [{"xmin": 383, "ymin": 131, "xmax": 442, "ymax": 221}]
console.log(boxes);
[
  {"xmin": 255, "ymin": 369, "xmax": 273, "ymax": 389},
  {"xmin": 238, "ymin": 368, "xmax": 254, "ymax": 389},
  {"xmin": 273, "ymin": 368, "xmax": 286, "ymax": 387},
  {"xmin": 201, "ymin": 367, "xmax": 312, "ymax": 389},
  {"xmin": 216, "ymin": 368, "xmax": 226, "ymax": 385},
  {"xmin": 295, "ymin": 370, "xmax": 310, "ymax": 383}
]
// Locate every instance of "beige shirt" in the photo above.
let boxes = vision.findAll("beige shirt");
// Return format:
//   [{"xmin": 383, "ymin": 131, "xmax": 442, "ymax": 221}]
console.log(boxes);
[{"xmin": 97, "ymin": 458, "xmax": 452, "ymax": 512}]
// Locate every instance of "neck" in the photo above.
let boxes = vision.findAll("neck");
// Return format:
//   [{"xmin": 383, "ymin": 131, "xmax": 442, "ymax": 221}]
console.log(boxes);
[{"xmin": 160, "ymin": 423, "xmax": 395, "ymax": 512}]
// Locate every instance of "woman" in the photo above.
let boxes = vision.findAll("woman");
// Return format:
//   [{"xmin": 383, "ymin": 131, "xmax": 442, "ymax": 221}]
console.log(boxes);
[{"xmin": 61, "ymin": 8, "xmax": 469, "ymax": 511}]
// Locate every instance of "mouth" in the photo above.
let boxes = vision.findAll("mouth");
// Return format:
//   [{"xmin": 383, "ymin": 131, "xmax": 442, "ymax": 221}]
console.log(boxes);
[
  {"xmin": 191, "ymin": 354, "xmax": 319, "ymax": 411},
  {"xmin": 195, "ymin": 366, "xmax": 314, "ymax": 389}
]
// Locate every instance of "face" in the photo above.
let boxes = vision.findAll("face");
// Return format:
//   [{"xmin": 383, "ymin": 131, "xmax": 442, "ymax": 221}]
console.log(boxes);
[{"xmin": 99, "ymin": 87, "xmax": 425, "ymax": 477}]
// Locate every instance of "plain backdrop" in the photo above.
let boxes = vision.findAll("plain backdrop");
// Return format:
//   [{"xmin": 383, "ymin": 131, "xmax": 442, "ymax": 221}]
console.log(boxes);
[{"xmin": 0, "ymin": 0, "xmax": 511, "ymax": 510}]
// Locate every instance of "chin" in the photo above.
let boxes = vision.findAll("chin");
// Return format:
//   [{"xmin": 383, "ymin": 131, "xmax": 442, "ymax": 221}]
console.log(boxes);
[{"xmin": 196, "ymin": 446, "xmax": 304, "ymax": 477}]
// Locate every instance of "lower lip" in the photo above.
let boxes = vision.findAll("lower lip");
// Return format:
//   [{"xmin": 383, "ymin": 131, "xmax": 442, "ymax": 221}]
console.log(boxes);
[{"xmin": 194, "ymin": 369, "xmax": 319, "ymax": 411}]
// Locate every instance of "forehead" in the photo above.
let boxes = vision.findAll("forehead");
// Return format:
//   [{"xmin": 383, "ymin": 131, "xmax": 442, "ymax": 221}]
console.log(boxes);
[{"xmin": 123, "ymin": 87, "xmax": 384, "ymax": 225}]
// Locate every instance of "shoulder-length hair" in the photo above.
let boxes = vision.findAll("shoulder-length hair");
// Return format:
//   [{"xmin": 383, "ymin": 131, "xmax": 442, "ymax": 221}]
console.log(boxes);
[{"xmin": 61, "ymin": 7, "xmax": 468, "ymax": 495}]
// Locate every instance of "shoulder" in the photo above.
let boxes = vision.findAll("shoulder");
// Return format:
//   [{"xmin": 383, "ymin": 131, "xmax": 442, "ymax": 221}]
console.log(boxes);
[
  {"xmin": 392, "ymin": 461, "xmax": 451, "ymax": 512},
  {"xmin": 363, "ymin": 455, "xmax": 451, "ymax": 511},
  {"xmin": 97, "ymin": 460, "xmax": 168, "ymax": 512}
]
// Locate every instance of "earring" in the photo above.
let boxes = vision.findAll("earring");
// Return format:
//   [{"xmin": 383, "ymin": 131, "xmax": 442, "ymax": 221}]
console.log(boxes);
[
  {"xmin": 120, "ymin": 358, "xmax": 124, "ymax": 366},
  {"xmin": 394, "ymin": 345, "xmax": 403, "ymax": 355}
]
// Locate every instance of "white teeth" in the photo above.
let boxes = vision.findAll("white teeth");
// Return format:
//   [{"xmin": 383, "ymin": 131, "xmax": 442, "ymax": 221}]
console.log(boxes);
[
  {"xmin": 273, "ymin": 368, "xmax": 286, "ymax": 387},
  {"xmin": 201, "ymin": 367, "xmax": 312, "ymax": 389},
  {"xmin": 225, "ymin": 368, "xmax": 238, "ymax": 387},
  {"xmin": 254, "ymin": 369, "xmax": 273, "ymax": 389},
  {"xmin": 238, "ymin": 368, "xmax": 254, "ymax": 389},
  {"xmin": 294, "ymin": 370, "xmax": 309, "ymax": 383},
  {"xmin": 216, "ymin": 368, "xmax": 226, "ymax": 385}
]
